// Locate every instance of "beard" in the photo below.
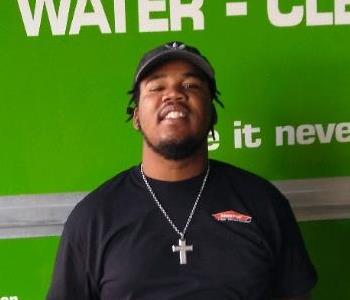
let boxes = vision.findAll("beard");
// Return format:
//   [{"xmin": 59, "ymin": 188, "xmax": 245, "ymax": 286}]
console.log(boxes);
[{"xmin": 141, "ymin": 130, "xmax": 207, "ymax": 161}]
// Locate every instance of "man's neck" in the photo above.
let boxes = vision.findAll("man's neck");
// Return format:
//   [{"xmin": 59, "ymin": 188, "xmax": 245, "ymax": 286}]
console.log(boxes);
[{"xmin": 141, "ymin": 145, "xmax": 208, "ymax": 181}]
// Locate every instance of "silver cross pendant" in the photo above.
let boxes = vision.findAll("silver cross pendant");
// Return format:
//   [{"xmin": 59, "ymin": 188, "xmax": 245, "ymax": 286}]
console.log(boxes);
[{"xmin": 172, "ymin": 238, "xmax": 193, "ymax": 265}]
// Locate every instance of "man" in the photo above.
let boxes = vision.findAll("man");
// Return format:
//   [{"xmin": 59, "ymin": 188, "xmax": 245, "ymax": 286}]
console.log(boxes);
[{"xmin": 47, "ymin": 41, "xmax": 317, "ymax": 299}]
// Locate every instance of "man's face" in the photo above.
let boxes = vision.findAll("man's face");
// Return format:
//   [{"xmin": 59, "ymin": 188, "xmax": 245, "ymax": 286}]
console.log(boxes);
[{"xmin": 133, "ymin": 59, "xmax": 212, "ymax": 160}]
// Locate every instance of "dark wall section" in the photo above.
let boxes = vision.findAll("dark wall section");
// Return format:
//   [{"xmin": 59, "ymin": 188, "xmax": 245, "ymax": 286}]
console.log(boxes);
[{"xmin": 300, "ymin": 219, "xmax": 350, "ymax": 299}]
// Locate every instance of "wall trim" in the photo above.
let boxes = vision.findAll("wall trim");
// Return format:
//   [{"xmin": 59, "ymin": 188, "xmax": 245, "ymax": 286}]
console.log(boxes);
[
  {"xmin": 1, "ymin": 177, "xmax": 349, "ymax": 239},
  {"xmin": 275, "ymin": 176, "xmax": 350, "ymax": 221}
]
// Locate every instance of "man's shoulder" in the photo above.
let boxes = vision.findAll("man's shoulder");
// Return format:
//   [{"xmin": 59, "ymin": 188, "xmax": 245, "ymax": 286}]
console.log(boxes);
[
  {"xmin": 210, "ymin": 159, "xmax": 288, "ymax": 213},
  {"xmin": 83, "ymin": 166, "xmax": 136, "ymax": 201},
  {"xmin": 66, "ymin": 165, "xmax": 141, "ymax": 224}
]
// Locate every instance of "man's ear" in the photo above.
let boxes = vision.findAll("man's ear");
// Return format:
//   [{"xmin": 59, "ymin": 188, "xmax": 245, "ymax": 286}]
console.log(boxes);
[{"xmin": 132, "ymin": 107, "xmax": 140, "ymax": 130}]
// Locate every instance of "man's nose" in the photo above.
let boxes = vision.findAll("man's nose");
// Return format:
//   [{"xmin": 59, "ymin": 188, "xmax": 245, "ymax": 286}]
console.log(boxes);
[{"xmin": 161, "ymin": 86, "xmax": 186, "ymax": 102}]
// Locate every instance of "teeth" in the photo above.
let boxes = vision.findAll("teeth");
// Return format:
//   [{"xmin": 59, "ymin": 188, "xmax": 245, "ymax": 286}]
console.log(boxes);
[{"xmin": 165, "ymin": 111, "xmax": 185, "ymax": 119}]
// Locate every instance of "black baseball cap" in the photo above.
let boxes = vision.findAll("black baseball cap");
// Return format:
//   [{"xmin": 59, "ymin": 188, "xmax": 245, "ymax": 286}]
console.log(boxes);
[{"xmin": 133, "ymin": 41, "xmax": 215, "ymax": 85}]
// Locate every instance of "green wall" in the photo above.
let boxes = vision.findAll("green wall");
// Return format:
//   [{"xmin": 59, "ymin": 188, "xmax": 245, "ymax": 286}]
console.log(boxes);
[{"xmin": 1, "ymin": 0, "xmax": 350, "ymax": 196}]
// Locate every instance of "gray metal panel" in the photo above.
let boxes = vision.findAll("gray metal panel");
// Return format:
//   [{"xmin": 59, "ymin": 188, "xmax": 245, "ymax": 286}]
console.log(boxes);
[
  {"xmin": 0, "ymin": 177, "xmax": 349, "ymax": 239},
  {"xmin": 274, "ymin": 177, "xmax": 350, "ymax": 221},
  {"xmin": 0, "ymin": 192, "xmax": 86, "ymax": 239}
]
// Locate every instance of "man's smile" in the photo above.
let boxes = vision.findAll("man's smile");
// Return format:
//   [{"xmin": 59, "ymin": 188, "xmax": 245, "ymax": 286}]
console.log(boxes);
[
  {"xmin": 158, "ymin": 104, "xmax": 189, "ymax": 122},
  {"xmin": 164, "ymin": 111, "xmax": 186, "ymax": 120}
]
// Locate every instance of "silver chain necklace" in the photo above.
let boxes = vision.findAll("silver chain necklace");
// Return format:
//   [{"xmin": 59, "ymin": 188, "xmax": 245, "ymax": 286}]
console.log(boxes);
[{"xmin": 140, "ymin": 163, "xmax": 210, "ymax": 265}]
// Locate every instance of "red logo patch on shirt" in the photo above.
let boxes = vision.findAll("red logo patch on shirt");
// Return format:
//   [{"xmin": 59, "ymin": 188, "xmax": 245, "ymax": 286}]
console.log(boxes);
[{"xmin": 212, "ymin": 210, "xmax": 252, "ymax": 223}]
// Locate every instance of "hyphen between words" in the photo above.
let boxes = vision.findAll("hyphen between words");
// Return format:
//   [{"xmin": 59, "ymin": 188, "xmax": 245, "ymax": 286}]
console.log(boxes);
[
  {"xmin": 17, "ymin": 0, "xmax": 350, "ymax": 37},
  {"xmin": 208, "ymin": 121, "xmax": 350, "ymax": 150}
]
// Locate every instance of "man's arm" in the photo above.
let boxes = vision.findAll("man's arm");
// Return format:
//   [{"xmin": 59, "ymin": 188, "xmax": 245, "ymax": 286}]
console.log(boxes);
[
  {"xmin": 46, "ymin": 207, "xmax": 96, "ymax": 300},
  {"xmin": 267, "ymin": 186, "xmax": 318, "ymax": 298}
]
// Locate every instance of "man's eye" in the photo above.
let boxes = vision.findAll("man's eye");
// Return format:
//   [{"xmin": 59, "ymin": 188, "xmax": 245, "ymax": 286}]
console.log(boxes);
[
  {"xmin": 149, "ymin": 86, "xmax": 164, "ymax": 92},
  {"xmin": 183, "ymin": 83, "xmax": 199, "ymax": 89}
]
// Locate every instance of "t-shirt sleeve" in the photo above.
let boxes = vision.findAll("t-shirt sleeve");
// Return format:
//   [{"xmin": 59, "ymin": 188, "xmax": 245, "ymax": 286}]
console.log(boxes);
[
  {"xmin": 270, "ymin": 188, "xmax": 318, "ymax": 298},
  {"xmin": 46, "ymin": 208, "xmax": 97, "ymax": 300}
]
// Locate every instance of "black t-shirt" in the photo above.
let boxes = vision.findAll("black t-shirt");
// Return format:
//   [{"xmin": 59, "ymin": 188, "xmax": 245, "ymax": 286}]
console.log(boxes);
[{"xmin": 47, "ymin": 160, "xmax": 317, "ymax": 300}]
